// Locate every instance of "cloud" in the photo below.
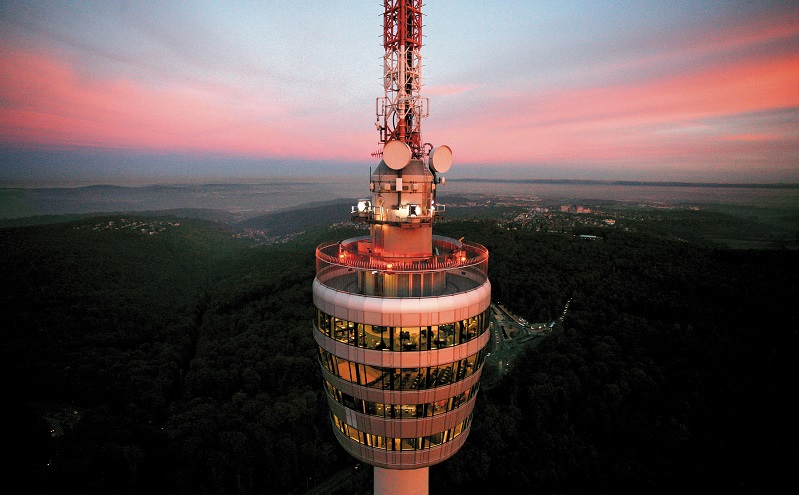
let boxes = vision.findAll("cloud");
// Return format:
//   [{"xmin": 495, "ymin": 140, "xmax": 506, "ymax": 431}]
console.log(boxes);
[
  {"xmin": 425, "ymin": 84, "xmax": 477, "ymax": 97},
  {"xmin": 424, "ymin": 11, "xmax": 799, "ymax": 180},
  {"xmin": 0, "ymin": 44, "xmax": 375, "ymax": 162},
  {"xmin": 1, "ymin": 1, "xmax": 798, "ymax": 182}
]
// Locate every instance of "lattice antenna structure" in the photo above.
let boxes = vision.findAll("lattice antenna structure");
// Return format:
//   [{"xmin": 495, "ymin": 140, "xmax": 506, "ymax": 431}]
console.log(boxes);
[{"xmin": 376, "ymin": 0, "xmax": 429, "ymax": 159}]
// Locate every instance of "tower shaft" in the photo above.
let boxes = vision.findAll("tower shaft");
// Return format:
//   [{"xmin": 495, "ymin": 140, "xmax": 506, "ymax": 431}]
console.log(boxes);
[
  {"xmin": 313, "ymin": 3, "xmax": 489, "ymax": 495},
  {"xmin": 374, "ymin": 467, "xmax": 429, "ymax": 495}
]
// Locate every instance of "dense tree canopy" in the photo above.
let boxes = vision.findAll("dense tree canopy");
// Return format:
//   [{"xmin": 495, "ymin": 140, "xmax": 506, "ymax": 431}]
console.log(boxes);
[
  {"xmin": 2, "ymin": 214, "xmax": 796, "ymax": 494},
  {"xmin": 434, "ymin": 223, "xmax": 797, "ymax": 493}
]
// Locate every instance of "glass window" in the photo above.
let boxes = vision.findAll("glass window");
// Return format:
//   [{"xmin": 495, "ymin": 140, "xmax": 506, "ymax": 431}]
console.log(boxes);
[
  {"xmin": 360, "ymin": 363, "xmax": 388, "ymax": 388},
  {"xmin": 325, "ymin": 382, "xmax": 479, "ymax": 420},
  {"xmin": 318, "ymin": 347, "xmax": 484, "ymax": 391},
  {"xmin": 315, "ymin": 310, "xmax": 490, "ymax": 351},
  {"xmin": 333, "ymin": 317, "xmax": 354, "ymax": 344},
  {"xmin": 373, "ymin": 326, "xmax": 389, "ymax": 350},
  {"xmin": 400, "ymin": 327, "xmax": 419, "ymax": 351},
  {"xmin": 418, "ymin": 326, "xmax": 431, "ymax": 350},
  {"xmin": 396, "ymin": 404, "xmax": 417, "ymax": 419},
  {"xmin": 341, "ymin": 392, "xmax": 356, "ymax": 410},
  {"xmin": 431, "ymin": 398, "xmax": 448, "ymax": 416},
  {"xmin": 398, "ymin": 368, "xmax": 423, "ymax": 390},
  {"xmin": 429, "ymin": 362, "xmax": 455, "ymax": 387},
  {"xmin": 439, "ymin": 323, "xmax": 454, "ymax": 346}
]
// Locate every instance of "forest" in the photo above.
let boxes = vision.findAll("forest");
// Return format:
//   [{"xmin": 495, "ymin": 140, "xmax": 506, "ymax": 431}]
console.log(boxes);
[{"xmin": 1, "ymin": 207, "xmax": 796, "ymax": 494}]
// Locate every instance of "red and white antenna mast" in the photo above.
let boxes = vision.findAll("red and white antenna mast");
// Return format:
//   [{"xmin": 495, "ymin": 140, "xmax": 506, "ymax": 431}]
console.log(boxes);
[{"xmin": 376, "ymin": 0, "xmax": 429, "ymax": 159}]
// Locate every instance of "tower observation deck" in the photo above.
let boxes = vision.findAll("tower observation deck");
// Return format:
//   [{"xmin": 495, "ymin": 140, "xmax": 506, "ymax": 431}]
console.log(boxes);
[{"xmin": 312, "ymin": 2, "xmax": 490, "ymax": 494}]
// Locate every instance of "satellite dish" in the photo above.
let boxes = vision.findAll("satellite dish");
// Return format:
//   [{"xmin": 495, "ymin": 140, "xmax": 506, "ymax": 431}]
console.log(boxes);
[
  {"xmin": 429, "ymin": 145, "xmax": 452, "ymax": 173},
  {"xmin": 383, "ymin": 140, "xmax": 411, "ymax": 170}
]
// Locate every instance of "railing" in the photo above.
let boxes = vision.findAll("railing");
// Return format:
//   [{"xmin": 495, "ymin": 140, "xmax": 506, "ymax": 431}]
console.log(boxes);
[
  {"xmin": 315, "ymin": 235, "xmax": 489, "ymax": 295},
  {"xmin": 317, "ymin": 235, "xmax": 486, "ymax": 273}
]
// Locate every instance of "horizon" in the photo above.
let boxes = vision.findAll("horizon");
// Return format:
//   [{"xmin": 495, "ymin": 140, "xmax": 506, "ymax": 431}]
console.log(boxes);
[
  {"xmin": 3, "ymin": 173, "xmax": 799, "ymax": 191},
  {"xmin": 3, "ymin": 174, "xmax": 798, "ymax": 223},
  {"xmin": 1, "ymin": 1, "xmax": 798, "ymax": 184}
]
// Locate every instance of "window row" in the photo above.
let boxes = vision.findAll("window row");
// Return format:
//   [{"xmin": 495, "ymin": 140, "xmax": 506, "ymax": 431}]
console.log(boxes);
[
  {"xmin": 325, "ymin": 381, "xmax": 479, "ymax": 419},
  {"xmin": 315, "ymin": 308, "xmax": 489, "ymax": 351},
  {"xmin": 318, "ymin": 347, "xmax": 486, "ymax": 390},
  {"xmin": 332, "ymin": 413, "xmax": 471, "ymax": 451}
]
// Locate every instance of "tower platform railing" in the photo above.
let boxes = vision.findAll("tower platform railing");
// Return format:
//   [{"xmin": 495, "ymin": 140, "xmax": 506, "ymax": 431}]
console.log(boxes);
[
  {"xmin": 315, "ymin": 236, "xmax": 488, "ymax": 297},
  {"xmin": 316, "ymin": 236, "xmax": 487, "ymax": 274}
]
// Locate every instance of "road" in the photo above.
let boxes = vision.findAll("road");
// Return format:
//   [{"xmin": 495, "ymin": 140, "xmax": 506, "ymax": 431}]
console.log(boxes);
[{"xmin": 482, "ymin": 302, "xmax": 556, "ymax": 389}]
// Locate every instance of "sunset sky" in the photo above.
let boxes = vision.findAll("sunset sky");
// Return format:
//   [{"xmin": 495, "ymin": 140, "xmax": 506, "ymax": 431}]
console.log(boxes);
[{"xmin": 1, "ymin": 0, "xmax": 798, "ymax": 184}]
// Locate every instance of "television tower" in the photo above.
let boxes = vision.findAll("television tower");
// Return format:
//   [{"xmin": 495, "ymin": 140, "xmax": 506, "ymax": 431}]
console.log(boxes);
[{"xmin": 312, "ymin": 2, "xmax": 490, "ymax": 494}]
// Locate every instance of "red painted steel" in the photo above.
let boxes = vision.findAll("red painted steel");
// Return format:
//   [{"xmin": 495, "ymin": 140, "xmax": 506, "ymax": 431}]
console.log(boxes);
[{"xmin": 378, "ymin": 0, "xmax": 426, "ymax": 158}]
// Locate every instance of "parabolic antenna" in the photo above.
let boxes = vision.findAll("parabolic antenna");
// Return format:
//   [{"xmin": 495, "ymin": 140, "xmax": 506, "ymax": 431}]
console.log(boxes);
[
  {"xmin": 429, "ymin": 145, "xmax": 452, "ymax": 173},
  {"xmin": 383, "ymin": 140, "xmax": 412, "ymax": 170}
]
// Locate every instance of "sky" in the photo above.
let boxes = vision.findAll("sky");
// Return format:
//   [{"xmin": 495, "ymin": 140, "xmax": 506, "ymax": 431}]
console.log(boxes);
[{"xmin": 1, "ymin": 0, "xmax": 798, "ymax": 184}]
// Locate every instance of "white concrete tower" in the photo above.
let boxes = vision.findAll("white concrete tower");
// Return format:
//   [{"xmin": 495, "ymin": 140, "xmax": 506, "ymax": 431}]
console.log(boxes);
[{"xmin": 312, "ymin": 2, "xmax": 490, "ymax": 494}]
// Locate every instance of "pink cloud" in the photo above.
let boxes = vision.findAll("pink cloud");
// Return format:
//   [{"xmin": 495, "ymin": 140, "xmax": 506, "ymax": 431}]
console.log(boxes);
[
  {"xmin": 0, "ymin": 45, "xmax": 372, "ymax": 161},
  {"xmin": 2, "ymin": 3, "xmax": 798, "ymax": 182},
  {"xmin": 431, "ymin": 46, "xmax": 799, "ymax": 172},
  {"xmin": 425, "ymin": 84, "xmax": 477, "ymax": 96}
]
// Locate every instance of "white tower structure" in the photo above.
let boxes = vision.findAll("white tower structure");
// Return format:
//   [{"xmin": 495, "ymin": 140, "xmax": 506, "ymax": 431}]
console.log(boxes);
[{"xmin": 312, "ymin": 2, "xmax": 490, "ymax": 494}]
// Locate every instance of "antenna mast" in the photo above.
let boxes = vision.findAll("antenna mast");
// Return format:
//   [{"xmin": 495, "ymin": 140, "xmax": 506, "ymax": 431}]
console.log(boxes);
[{"xmin": 376, "ymin": 0, "xmax": 429, "ymax": 159}]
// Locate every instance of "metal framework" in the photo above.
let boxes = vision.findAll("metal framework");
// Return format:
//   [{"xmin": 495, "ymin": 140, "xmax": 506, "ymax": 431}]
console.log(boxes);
[{"xmin": 376, "ymin": 0, "xmax": 429, "ymax": 158}]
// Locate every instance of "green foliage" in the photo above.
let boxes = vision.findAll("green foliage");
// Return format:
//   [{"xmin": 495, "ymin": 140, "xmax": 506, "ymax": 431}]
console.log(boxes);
[
  {"xmin": 433, "ymin": 222, "xmax": 798, "ymax": 493},
  {"xmin": 1, "ymin": 215, "xmax": 342, "ymax": 494},
  {"xmin": 238, "ymin": 200, "xmax": 355, "ymax": 237},
  {"xmin": 3, "ymin": 210, "xmax": 796, "ymax": 494}
]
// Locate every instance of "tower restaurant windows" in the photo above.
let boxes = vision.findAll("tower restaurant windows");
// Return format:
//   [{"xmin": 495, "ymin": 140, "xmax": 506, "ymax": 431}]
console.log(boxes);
[
  {"xmin": 317, "ymin": 348, "xmax": 486, "ymax": 390},
  {"xmin": 324, "ymin": 381, "xmax": 479, "ymax": 419},
  {"xmin": 315, "ymin": 308, "xmax": 489, "ymax": 351},
  {"xmin": 332, "ymin": 414, "xmax": 472, "ymax": 451}
]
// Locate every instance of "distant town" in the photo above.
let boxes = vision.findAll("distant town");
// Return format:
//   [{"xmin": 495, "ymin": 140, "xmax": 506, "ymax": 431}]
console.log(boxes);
[
  {"xmin": 443, "ymin": 194, "xmax": 701, "ymax": 234},
  {"xmin": 75, "ymin": 218, "xmax": 181, "ymax": 235}
]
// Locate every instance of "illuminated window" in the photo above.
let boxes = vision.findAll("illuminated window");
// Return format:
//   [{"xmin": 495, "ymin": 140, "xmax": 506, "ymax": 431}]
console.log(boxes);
[
  {"xmin": 314, "ymin": 308, "xmax": 489, "ymax": 351},
  {"xmin": 326, "ymin": 383, "xmax": 479, "ymax": 419},
  {"xmin": 330, "ymin": 413, "xmax": 473, "ymax": 451},
  {"xmin": 317, "ymin": 348, "xmax": 487, "ymax": 391}
]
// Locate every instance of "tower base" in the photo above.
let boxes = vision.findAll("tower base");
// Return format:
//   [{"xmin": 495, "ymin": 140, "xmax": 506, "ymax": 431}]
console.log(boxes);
[{"xmin": 374, "ymin": 466, "xmax": 429, "ymax": 495}]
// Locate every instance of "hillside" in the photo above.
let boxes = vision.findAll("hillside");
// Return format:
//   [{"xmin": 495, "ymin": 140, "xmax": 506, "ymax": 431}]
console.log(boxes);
[
  {"xmin": 237, "ymin": 199, "xmax": 355, "ymax": 237},
  {"xmin": 1, "ymin": 208, "xmax": 796, "ymax": 493}
]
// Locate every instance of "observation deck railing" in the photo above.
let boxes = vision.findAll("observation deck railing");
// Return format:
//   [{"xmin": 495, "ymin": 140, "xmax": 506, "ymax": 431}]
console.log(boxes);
[{"xmin": 315, "ymin": 235, "xmax": 489, "ymax": 296}]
